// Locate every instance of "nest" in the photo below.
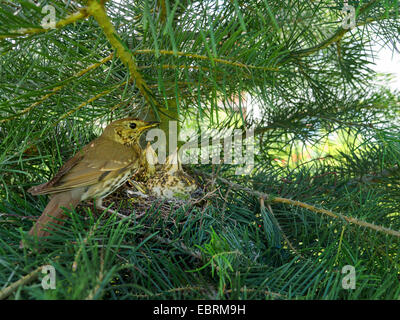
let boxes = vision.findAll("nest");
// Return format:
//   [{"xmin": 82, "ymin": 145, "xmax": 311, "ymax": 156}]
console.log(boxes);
[{"xmin": 80, "ymin": 143, "xmax": 215, "ymax": 220}]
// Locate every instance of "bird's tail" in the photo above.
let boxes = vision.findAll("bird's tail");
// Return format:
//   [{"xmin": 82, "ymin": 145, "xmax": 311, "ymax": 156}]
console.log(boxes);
[{"xmin": 23, "ymin": 193, "xmax": 80, "ymax": 245}]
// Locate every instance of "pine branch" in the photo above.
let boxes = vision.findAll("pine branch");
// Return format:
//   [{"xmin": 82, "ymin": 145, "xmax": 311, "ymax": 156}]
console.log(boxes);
[
  {"xmin": 87, "ymin": 0, "xmax": 159, "ymax": 115},
  {"xmin": 55, "ymin": 81, "xmax": 127, "ymax": 124},
  {"xmin": 133, "ymin": 49, "xmax": 279, "ymax": 72},
  {"xmin": 85, "ymin": 249, "xmax": 104, "ymax": 300},
  {"xmin": 0, "ymin": 53, "xmax": 113, "ymax": 123},
  {"xmin": 287, "ymin": 0, "xmax": 385, "ymax": 59},
  {"xmin": 348, "ymin": 164, "xmax": 400, "ymax": 185},
  {"xmin": 0, "ymin": 266, "xmax": 42, "ymax": 300}
]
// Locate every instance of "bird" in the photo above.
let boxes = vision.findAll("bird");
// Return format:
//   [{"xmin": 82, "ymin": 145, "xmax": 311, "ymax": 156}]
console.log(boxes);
[{"xmin": 23, "ymin": 118, "xmax": 159, "ymax": 245}]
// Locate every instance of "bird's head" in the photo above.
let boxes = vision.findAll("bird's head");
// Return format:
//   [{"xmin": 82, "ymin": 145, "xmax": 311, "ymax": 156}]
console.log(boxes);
[{"xmin": 102, "ymin": 118, "xmax": 159, "ymax": 145}]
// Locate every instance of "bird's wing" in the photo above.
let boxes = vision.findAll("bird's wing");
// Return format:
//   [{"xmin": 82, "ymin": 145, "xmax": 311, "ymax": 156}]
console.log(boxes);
[
  {"xmin": 28, "ymin": 138, "xmax": 140, "ymax": 195},
  {"xmin": 28, "ymin": 150, "xmax": 85, "ymax": 195}
]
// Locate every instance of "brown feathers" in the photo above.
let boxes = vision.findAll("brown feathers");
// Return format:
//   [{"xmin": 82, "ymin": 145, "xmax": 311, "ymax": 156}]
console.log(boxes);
[{"xmin": 22, "ymin": 118, "xmax": 159, "ymax": 247}]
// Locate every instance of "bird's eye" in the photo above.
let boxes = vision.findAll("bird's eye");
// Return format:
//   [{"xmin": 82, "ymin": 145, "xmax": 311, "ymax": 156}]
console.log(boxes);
[{"xmin": 129, "ymin": 123, "xmax": 137, "ymax": 129}]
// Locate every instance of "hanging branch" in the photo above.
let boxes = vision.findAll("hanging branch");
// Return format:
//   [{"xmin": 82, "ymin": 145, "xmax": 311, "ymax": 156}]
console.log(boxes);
[
  {"xmin": 87, "ymin": 0, "xmax": 159, "ymax": 117},
  {"xmin": 287, "ymin": 0, "xmax": 383, "ymax": 59},
  {"xmin": 196, "ymin": 171, "xmax": 400, "ymax": 238},
  {"xmin": 0, "ymin": 7, "xmax": 90, "ymax": 40}
]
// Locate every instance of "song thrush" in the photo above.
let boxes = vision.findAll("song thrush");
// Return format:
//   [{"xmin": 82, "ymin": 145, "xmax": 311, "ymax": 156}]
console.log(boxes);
[{"xmin": 23, "ymin": 118, "xmax": 159, "ymax": 244}]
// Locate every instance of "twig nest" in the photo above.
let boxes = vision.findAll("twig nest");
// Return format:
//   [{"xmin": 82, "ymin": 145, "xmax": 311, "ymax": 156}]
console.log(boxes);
[{"xmin": 100, "ymin": 144, "xmax": 204, "ymax": 219}]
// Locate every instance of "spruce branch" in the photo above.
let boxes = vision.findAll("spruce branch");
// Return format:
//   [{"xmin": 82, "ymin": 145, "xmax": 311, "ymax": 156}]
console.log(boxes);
[
  {"xmin": 158, "ymin": 0, "xmax": 167, "ymax": 24},
  {"xmin": 348, "ymin": 164, "xmax": 400, "ymax": 185},
  {"xmin": 1, "ymin": 0, "xmax": 400, "ymax": 300},
  {"xmin": 261, "ymin": 198, "xmax": 304, "ymax": 258},
  {"xmin": 127, "ymin": 285, "xmax": 283, "ymax": 299}
]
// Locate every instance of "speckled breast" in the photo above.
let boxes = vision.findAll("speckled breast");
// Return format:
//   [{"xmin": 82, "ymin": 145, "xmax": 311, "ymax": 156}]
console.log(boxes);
[{"xmin": 81, "ymin": 166, "xmax": 137, "ymax": 201}]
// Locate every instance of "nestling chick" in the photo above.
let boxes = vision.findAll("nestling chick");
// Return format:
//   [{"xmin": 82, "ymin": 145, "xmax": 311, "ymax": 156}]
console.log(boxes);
[
  {"xmin": 129, "ymin": 143, "xmax": 197, "ymax": 200},
  {"xmin": 24, "ymin": 118, "xmax": 159, "ymax": 245}
]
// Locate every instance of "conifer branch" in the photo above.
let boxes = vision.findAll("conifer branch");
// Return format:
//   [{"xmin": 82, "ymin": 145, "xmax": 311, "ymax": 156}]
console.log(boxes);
[
  {"xmin": 87, "ymin": 0, "xmax": 159, "ymax": 114},
  {"xmin": 288, "ymin": 0, "xmax": 383, "ymax": 59},
  {"xmin": 54, "ymin": 80, "xmax": 127, "ymax": 124},
  {"xmin": 133, "ymin": 49, "xmax": 279, "ymax": 72},
  {"xmin": 199, "ymin": 171, "xmax": 400, "ymax": 238},
  {"xmin": 0, "ymin": 8, "xmax": 89, "ymax": 40},
  {"xmin": 0, "ymin": 54, "xmax": 113, "ymax": 123},
  {"xmin": 0, "ymin": 266, "xmax": 42, "ymax": 300}
]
